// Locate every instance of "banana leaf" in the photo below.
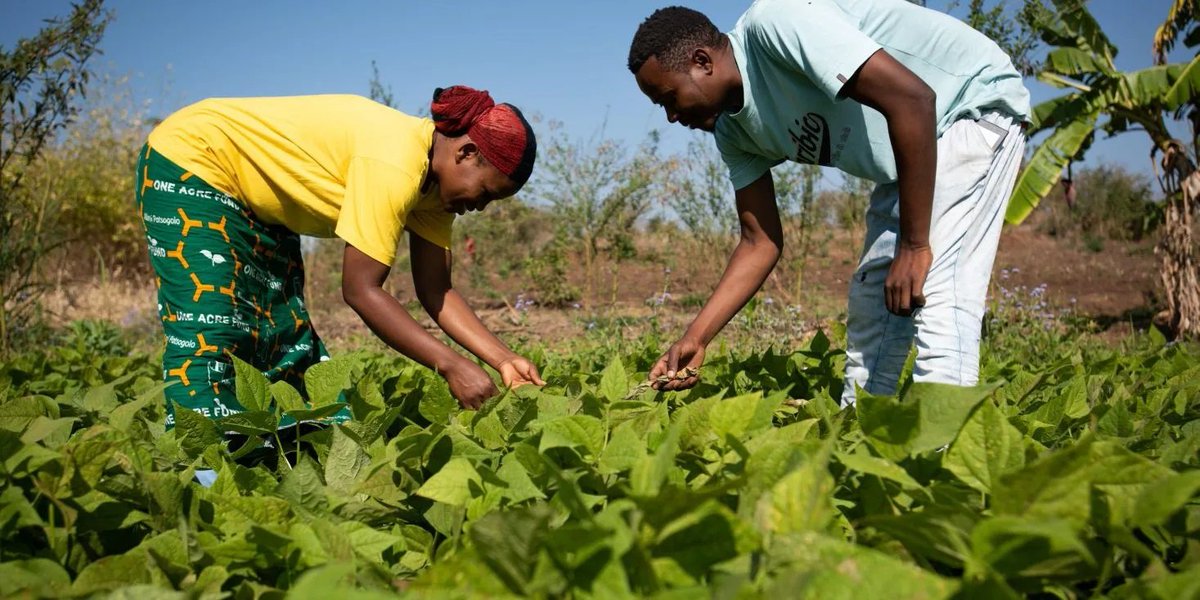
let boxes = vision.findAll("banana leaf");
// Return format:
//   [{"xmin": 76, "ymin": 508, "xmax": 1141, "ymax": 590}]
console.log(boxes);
[{"xmin": 1005, "ymin": 115, "xmax": 1098, "ymax": 225}]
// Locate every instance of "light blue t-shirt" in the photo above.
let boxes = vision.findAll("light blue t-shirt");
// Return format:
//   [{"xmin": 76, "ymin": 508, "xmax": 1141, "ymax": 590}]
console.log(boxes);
[{"xmin": 715, "ymin": 0, "xmax": 1031, "ymax": 189}]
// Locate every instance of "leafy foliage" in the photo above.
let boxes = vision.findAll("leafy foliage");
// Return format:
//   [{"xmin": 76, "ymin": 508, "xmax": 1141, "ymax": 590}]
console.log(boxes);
[
  {"xmin": 1, "ymin": 328, "xmax": 1197, "ymax": 598},
  {"xmin": 0, "ymin": 0, "xmax": 112, "ymax": 356},
  {"xmin": 1007, "ymin": 0, "xmax": 1200, "ymax": 224}
]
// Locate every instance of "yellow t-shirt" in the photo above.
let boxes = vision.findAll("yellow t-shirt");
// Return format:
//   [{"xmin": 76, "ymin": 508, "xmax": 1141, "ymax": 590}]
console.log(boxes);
[{"xmin": 147, "ymin": 94, "xmax": 454, "ymax": 266}]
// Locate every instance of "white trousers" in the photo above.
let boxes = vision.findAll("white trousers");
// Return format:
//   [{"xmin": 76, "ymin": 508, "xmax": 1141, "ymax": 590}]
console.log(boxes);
[{"xmin": 842, "ymin": 111, "xmax": 1026, "ymax": 406}]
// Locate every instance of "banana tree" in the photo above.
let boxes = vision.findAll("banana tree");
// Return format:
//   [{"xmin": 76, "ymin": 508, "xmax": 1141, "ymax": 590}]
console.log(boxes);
[{"xmin": 1006, "ymin": 0, "xmax": 1200, "ymax": 340}]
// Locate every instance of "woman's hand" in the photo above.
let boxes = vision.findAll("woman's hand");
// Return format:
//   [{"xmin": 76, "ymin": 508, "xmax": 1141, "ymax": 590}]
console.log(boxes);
[
  {"xmin": 497, "ymin": 356, "xmax": 546, "ymax": 389},
  {"xmin": 443, "ymin": 359, "xmax": 499, "ymax": 409}
]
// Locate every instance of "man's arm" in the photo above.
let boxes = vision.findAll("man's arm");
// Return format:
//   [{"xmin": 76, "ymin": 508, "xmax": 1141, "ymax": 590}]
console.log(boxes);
[
  {"xmin": 841, "ymin": 49, "xmax": 937, "ymax": 316},
  {"xmin": 649, "ymin": 172, "xmax": 783, "ymax": 390}
]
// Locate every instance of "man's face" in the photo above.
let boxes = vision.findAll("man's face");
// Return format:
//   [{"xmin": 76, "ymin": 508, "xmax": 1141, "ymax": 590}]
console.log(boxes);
[{"xmin": 635, "ymin": 54, "xmax": 722, "ymax": 132}]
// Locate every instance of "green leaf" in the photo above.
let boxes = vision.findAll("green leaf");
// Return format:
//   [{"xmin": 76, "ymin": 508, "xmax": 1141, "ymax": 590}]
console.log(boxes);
[
  {"xmin": 448, "ymin": 428, "xmax": 493, "ymax": 460},
  {"xmin": 767, "ymin": 532, "xmax": 958, "ymax": 599},
  {"xmin": 1005, "ymin": 115, "xmax": 1097, "ymax": 225},
  {"xmin": 81, "ymin": 377, "xmax": 127, "ymax": 414},
  {"xmin": 285, "ymin": 402, "xmax": 348, "ymax": 423},
  {"xmin": 836, "ymin": 450, "xmax": 921, "ymax": 490},
  {"xmin": 324, "ymin": 425, "xmax": 370, "ymax": 496},
  {"xmin": 538, "ymin": 414, "xmax": 605, "ymax": 458},
  {"xmin": 143, "ymin": 471, "xmax": 185, "ymax": 521},
  {"xmin": 172, "ymin": 402, "xmax": 221, "ymax": 458},
  {"xmin": 631, "ymin": 421, "xmax": 682, "ymax": 497},
  {"xmin": 271, "ymin": 379, "xmax": 306, "ymax": 413},
  {"xmin": 1114, "ymin": 63, "xmax": 1186, "ymax": 108},
  {"xmin": 970, "ymin": 516, "xmax": 1098, "ymax": 582},
  {"xmin": 993, "ymin": 437, "xmax": 1174, "ymax": 527},
  {"xmin": 1043, "ymin": 47, "xmax": 1115, "ymax": 78},
  {"xmin": 89, "ymin": 585, "xmax": 186, "ymax": 600},
  {"xmin": 1148, "ymin": 569, "xmax": 1200, "ymax": 600},
  {"xmin": 232, "ymin": 354, "xmax": 269, "ymax": 412},
  {"xmin": 75, "ymin": 500, "xmax": 150, "ymax": 533},
  {"xmin": 290, "ymin": 522, "xmax": 340, "ymax": 566},
  {"xmin": 599, "ymin": 420, "xmax": 647, "ymax": 475},
  {"xmin": 286, "ymin": 562, "xmax": 396, "ymax": 600},
  {"xmin": 193, "ymin": 565, "xmax": 230, "ymax": 596},
  {"xmin": 276, "ymin": 455, "xmax": 329, "ymax": 514},
  {"xmin": 710, "ymin": 391, "xmax": 775, "ymax": 443},
  {"xmin": 1166, "ymin": 55, "xmax": 1200, "ymax": 110},
  {"xmin": 653, "ymin": 502, "xmax": 752, "ymax": 581},
  {"xmin": 756, "ymin": 444, "xmax": 835, "ymax": 535},
  {"xmin": 416, "ymin": 457, "xmax": 481, "ymax": 507},
  {"xmin": 0, "ymin": 397, "xmax": 45, "ymax": 432},
  {"xmin": 19, "ymin": 416, "xmax": 74, "ymax": 447},
  {"xmin": 341, "ymin": 520, "xmax": 403, "ymax": 561},
  {"xmin": 858, "ymin": 382, "xmax": 995, "ymax": 458},
  {"xmin": 0, "ymin": 485, "xmax": 44, "ymax": 530},
  {"xmin": 599, "ymin": 355, "xmax": 627, "ymax": 403},
  {"xmin": 70, "ymin": 552, "xmax": 152, "ymax": 595},
  {"xmin": 1043, "ymin": 0, "xmax": 1117, "ymax": 64},
  {"xmin": 1131, "ymin": 469, "xmax": 1200, "ymax": 528},
  {"xmin": 419, "ymin": 385, "xmax": 457, "ymax": 425},
  {"xmin": 108, "ymin": 393, "xmax": 155, "ymax": 433},
  {"xmin": 212, "ymin": 495, "xmax": 294, "ymax": 533},
  {"xmin": 866, "ymin": 508, "xmax": 976, "ymax": 567},
  {"xmin": 944, "ymin": 401, "xmax": 1025, "ymax": 493},
  {"xmin": 676, "ymin": 395, "xmax": 720, "ymax": 453},
  {"xmin": 304, "ymin": 357, "xmax": 353, "ymax": 407},
  {"xmin": 0, "ymin": 559, "xmax": 71, "ymax": 597},
  {"xmin": 424, "ymin": 501, "xmax": 465, "ymax": 538},
  {"xmin": 218, "ymin": 410, "xmax": 278, "ymax": 436},
  {"xmin": 495, "ymin": 455, "xmax": 544, "ymax": 504},
  {"xmin": 468, "ymin": 504, "xmax": 555, "ymax": 595}
]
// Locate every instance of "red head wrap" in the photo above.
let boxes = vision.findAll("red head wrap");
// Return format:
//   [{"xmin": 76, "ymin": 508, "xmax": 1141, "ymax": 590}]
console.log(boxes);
[{"xmin": 431, "ymin": 86, "xmax": 537, "ymax": 186}]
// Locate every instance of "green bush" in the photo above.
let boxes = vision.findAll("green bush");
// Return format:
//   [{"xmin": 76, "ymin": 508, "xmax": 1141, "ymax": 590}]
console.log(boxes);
[
  {"xmin": 524, "ymin": 235, "xmax": 579, "ymax": 307},
  {"xmin": 1033, "ymin": 163, "xmax": 1161, "ymax": 242},
  {"xmin": 18, "ymin": 75, "xmax": 153, "ymax": 271},
  {"xmin": 0, "ymin": 0, "xmax": 111, "ymax": 355}
]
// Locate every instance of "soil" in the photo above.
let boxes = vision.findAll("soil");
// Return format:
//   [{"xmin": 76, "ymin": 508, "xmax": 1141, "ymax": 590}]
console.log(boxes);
[{"xmin": 42, "ymin": 225, "xmax": 1162, "ymax": 353}]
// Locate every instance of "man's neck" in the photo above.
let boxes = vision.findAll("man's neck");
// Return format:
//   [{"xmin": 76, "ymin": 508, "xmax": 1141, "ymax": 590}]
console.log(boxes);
[{"xmin": 718, "ymin": 42, "xmax": 745, "ymax": 114}]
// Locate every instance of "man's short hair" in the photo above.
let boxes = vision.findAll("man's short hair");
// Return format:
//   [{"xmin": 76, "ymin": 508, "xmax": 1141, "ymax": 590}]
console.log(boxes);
[{"xmin": 627, "ymin": 6, "xmax": 725, "ymax": 74}]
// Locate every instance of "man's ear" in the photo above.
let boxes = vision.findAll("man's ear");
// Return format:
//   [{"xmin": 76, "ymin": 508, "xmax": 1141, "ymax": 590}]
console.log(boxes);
[
  {"xmin": 692, "ymin": 48, "xmax": 714, "ymax": 75},
  {"xmin": 455, "ymin": 141, "xmax": 480, "ymax": 164}
]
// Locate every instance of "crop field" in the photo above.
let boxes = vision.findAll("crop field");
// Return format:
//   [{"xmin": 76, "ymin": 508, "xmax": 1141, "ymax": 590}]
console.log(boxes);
[
  {"xmin": 5, "ymin": 0, "xmax": 1200, "ymax": 597},
  {"xmin": 1, "ymin": 326, "xmax": 1197, "ymax": 599}
]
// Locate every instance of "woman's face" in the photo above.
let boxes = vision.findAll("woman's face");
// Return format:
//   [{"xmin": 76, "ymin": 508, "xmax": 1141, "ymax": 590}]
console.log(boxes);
[{"xmin": 436, "ymin": 140, "xmax": 519, "ymax": 215}]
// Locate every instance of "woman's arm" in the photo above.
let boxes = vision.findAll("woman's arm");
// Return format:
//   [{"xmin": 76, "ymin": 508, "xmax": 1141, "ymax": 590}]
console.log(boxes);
[
  {"xmin": 341, "ymin": 243, "xmax": 497, "ymax": 408},
  {"xmin": 409, "ymin": 232, "xmax": 544, "ymax": 387}
]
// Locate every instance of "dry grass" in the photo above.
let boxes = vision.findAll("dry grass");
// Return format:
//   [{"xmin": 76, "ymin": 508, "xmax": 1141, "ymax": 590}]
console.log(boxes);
[{"xmin": 37, "ymin": 224, "xmax": 1160, "ymax": 356}]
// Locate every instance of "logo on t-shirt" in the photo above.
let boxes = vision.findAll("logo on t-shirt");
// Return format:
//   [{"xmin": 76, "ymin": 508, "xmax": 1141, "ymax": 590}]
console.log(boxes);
[{"xmin": 788, "ymin": 113, "xmax": 831, "ymax": 166}]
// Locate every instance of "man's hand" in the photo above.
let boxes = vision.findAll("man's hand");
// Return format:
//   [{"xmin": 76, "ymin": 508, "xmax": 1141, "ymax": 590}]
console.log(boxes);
[
  {"xmin": 443, "ymin": 359, "xmax": 499, "ymax": 409},
  {"xmin": 885, "ymin": 243, "xmax": 933, "ymax": 316},
  {"xmin": 648, "ymin": 337, "xmax": 706, "ymax": 391},
  {"xmin": 498, "ymin": 356, "xmax": 546, "ymax": 389}
]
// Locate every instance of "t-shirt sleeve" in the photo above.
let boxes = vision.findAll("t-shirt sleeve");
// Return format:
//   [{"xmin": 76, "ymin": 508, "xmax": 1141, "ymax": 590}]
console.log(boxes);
[
  {"xmin": 335, "ymin": 156, "xmax": 420, "ymax": 266},
  {"xmin": 405, "ymin": 207, "xmax": 454, "ymax": 250},
  {"xmin": 716, "ymin": 130, "xmax": 781, "ymax": 191},
  {"xmin": 745, "ymin": 0, "xmax": 882, "ymax": 101}
]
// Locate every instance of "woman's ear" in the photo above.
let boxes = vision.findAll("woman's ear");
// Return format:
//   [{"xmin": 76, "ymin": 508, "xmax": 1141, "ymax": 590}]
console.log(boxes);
[{"xmin": 454, "ymin": 141, "xmax": 481, "ymax": 164}]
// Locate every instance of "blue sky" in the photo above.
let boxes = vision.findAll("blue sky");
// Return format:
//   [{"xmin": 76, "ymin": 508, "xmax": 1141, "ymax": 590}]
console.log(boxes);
[{"xmin": 1, "ymin": 0, "xmax": 1190, "ymax": 189}]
